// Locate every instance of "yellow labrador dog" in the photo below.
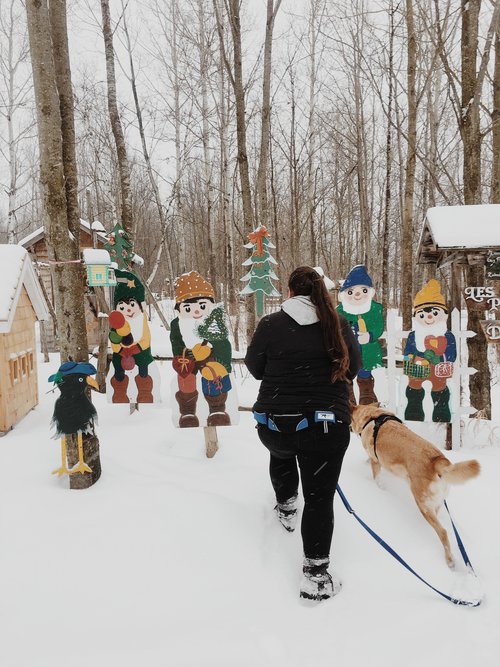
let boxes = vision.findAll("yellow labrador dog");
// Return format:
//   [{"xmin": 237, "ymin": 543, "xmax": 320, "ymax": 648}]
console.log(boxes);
[{"xmin": 351, "ymin": 404, "xmax": 480, "ymax": 568}]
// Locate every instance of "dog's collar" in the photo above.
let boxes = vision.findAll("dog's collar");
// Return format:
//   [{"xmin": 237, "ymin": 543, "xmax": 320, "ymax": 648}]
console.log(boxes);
[{"xmin": 360, "ymin": 414, "xmax": 403, "ymax": 460}]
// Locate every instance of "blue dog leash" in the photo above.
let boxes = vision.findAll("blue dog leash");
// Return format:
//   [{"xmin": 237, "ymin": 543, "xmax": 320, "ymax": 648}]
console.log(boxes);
[{"xmin": 336, "ymin": 484, "xmax": 482, "ymax": 607}]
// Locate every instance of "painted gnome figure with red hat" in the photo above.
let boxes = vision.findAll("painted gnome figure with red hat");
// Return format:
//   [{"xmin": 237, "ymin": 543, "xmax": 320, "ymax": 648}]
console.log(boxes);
[
  {"xmin": 170, "ymin": 271, "xmax": 233, "ymax": 427},
  {"xmin": 108, "ymin": 269, "xmax": 157, "ymax": 403},
  {"xmin": 403, "ymin": 279, "xmax": 456, "ymax": 422},
  {"xmin": 336, "ymin": 265, "xmax": 384, "ymax": 404}
]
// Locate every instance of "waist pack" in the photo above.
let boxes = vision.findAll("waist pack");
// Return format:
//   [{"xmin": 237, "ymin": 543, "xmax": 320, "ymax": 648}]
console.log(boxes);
[
  {"xmin": 253, "ymin": 410, "xmax": 340, "ymax": 434},
  {"xmin": 254, "ymin": 412, "xmax": 308, "ymax": 433}
]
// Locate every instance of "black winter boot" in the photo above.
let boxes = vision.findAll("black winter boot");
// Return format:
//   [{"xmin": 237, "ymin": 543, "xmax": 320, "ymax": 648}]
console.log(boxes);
[
  {"xmin": 300, "ymin": 557, "xmax": 341, "ymax": 602},
  {"xmin": 404, "ymin": 387, "xmax": 425, "ymax": 421},
  {"xmin": 274, "ymin": 494, "xmax": 298, "ymax": 532},
  {"xmin": 431, "ymin": 387, "xmax": 451, "ymax": 422}
]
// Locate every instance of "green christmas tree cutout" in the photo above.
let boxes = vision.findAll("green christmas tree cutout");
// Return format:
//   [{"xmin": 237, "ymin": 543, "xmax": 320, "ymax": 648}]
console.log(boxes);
[
  {"xmin": 196, "ymin": 306, "xmax": 229, "ymax": 341},
  {"xmin": 104, "ymin": 222, "xmax": 133, "ymax": 270},
  {"xmin": 240, "ymin": 225, "xmax": 280, "ymax": 316}
]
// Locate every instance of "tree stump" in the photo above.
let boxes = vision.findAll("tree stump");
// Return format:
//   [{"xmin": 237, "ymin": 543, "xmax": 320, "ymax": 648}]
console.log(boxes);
[{"xmin": 66, "ymin": 432, "xmax": 102, "ymax": 490}]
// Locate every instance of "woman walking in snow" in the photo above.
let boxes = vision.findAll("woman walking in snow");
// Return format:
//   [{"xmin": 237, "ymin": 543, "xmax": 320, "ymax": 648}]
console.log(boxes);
[{"xmin": 245, "ymin": 266, "xmax": 361, "ymax": 602}]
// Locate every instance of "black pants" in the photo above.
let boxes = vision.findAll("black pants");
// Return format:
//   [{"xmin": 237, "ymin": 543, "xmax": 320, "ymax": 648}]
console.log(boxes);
[{"xmin": 257, "ymin": 421, "xmax": 350, "ymax": 560}]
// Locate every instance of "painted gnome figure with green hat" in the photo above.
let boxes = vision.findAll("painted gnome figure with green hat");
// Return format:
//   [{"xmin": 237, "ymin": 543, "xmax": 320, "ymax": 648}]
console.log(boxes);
[
  {"xmin": 170, "ymin": 271, "xmax": 234, "ymax": 427},
  {"xmin": 108, "ymin": 269, "xmax": 156, "ymax": 403},
  {"xmin": 403, "ymin": 279, "xmax": 456, "ymax": 422},
  {"xmin": 336, "ymin": 265, "xmax": 384, "ymax": 404}
]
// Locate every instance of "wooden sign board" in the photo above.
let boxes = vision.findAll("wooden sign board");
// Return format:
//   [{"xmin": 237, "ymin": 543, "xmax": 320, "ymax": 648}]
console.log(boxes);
[
  {"xmin": 463, "ymin": 286, "xmax": 500, "ymax": 312},
  {"xmin": 480, "ymin": 320, "xmax": 500, "ymax": 343},
  {"xmin": 486, "ymin": 251, "xmax": 500, "ymax": 280}
]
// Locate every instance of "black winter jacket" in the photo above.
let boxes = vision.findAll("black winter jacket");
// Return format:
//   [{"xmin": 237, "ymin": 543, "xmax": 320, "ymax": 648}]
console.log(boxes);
[{"xmin": 245, "ymin": 301, "xmax": 361, "ymax": 425}]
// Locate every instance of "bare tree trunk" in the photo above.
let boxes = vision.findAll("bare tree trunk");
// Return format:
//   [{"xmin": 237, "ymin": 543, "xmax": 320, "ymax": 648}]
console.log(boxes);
[
  {"xmin": 289, "ymin": 69, "xmax": 300, "ymax": 269},
  {"xmin": 402, "ymin": 0, "xmax": 417, "ymax": 331},
  {"xmin": 461, "ymin": 0, "xmax": 493, "ymax": 418},
  {"xmin": 353, "ymin": 34, "xmax": 370, "ymax": 267},
  {"xmin": 305, "ymin": 0, "xmax": 321, "ymax": 266},
  {"xmin": 382, "ymin": 1, "xmax": 395, "ymax": 312},
  {"xmin": 49, "ymin": 0, "xmax": 79, "ymax": 241},
  {"xmin": 256, "ymin": 0, "xmax": 282, "ymax": 231},
  {"xmin": 1, "ymin": 0, "xmax": 32, "ymax": 244},
  {"xmin": 100, "ymin": 0, "xmax": 134, "ymax": 242},
  {"xmin": 492, "ymin": 8, "xmax": 500, "ymax": 203},
  {"xmin": 197, "ymin": 0, "xmax": 216, "ymax": 287},
  {"xmin": 214, "ymin": 0, "xmax": 255, "ymax": 340},
  {"xmin": 171, "ymin": 0, "xmax": 186, "ymax": 273},
  {"xmin": 217, "ymin": 28, "xmax": 236, "ymax": 318},
  {"xmin": 26, "ymin": 0, "xmax": 101, "ymax": 488},
  {"xmin": 120, "ymin": 3, "xmax": 174, "ymax": 284}
]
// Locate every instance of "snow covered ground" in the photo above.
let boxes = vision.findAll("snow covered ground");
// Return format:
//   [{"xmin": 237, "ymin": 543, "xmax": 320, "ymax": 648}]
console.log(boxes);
[{"xmin": 1, "ymin": 352, "xmax": 500, "ymax": 667}]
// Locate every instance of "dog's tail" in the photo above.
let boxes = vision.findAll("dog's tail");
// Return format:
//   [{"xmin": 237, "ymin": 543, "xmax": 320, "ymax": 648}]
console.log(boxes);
[{"xmin": 434, "ymin": 457, "xmax": 481, "ymax": 484}]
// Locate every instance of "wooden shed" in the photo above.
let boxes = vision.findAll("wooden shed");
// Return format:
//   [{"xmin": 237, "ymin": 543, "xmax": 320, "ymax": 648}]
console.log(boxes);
[
  {"xmin": 19, "ymin": 219, "xmax": 108, "ymax": 352},
  {"xmin": 0, "ymin": 245, "xmax": 50, "ymax": 435}
]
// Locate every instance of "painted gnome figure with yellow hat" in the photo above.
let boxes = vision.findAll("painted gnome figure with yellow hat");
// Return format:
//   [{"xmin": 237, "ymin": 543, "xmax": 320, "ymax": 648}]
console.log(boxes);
[
  {"xmin": 403, "ymin": 279, "xmax": 456, "ymax": 422},
  {"xmin": 170, "ymin": 271, "xmax": 233, "ymax": 427},
  {"xmin": 108, "ymin": 269, "xmax": 156, "ymax": 403}
]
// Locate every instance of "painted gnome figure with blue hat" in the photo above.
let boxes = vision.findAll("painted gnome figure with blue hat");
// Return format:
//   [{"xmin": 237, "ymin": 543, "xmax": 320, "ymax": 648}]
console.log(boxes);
[
  {"xmin": 49, "ymin": 361, "xmax": 99, "ymax": 476},
  {"xmin": 336, "ymin": 265, "xmax": 384, "ymax": 404}
]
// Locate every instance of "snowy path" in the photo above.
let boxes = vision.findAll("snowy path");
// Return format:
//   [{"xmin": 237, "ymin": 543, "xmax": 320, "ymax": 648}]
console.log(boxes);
[{"xmin": 0, "ymin": 355, "xmax": 499, "ymax": 667}]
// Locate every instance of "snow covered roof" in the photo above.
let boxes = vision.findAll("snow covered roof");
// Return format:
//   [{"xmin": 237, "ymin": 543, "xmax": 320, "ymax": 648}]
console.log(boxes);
[
  {"xmin": 18, "ymin": 218, "xmax": 108, "ymax": 249},
  {"xmin": 83, "ymin": 248, "xmax": 112, "ymax": 265},
  {"xmin": 417, "ymin": 204, "xmax": 500, "ymax": 265},
  {"xmin": 0, "ymin": 245, "xmax": 50, "ymax": 334},
  {"xmin": 90, "ymin": 220, "xmax": 106, "ymax": 233}
]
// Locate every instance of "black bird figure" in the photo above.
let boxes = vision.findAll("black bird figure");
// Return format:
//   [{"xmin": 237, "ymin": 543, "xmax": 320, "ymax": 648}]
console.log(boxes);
[{"xmin": 49, "ymin": 361, "xmax": 99, "ymax": 476}]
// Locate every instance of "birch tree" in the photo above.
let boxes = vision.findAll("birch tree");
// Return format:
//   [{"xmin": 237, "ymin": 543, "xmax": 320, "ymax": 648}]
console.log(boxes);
[
  {"xmin": 25, "ymin": 0, "xmax": 101, "ymax": 488},
  {"xmin": 0, "ymin": 0, "xmax": 34, "ymax": 243},
  {"xmin": 100, "ymin": 0, "xmax": 134, "ymax": 241},
  {"xmin": 256, "ymin": 0, "xmax": 282, "ymax": 232},
  {"xmin": 402, "ymin": 0, "xmax": 417, "ymax": 329}
]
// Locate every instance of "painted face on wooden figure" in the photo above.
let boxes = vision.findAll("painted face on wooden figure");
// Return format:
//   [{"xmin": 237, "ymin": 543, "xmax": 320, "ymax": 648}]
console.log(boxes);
[
  {"xmin": 343, "ymin": 284, "xmax": 374, "ymax": 307},
  {"xmin": 116, "ymin": 298, "xmax": 142, "ymax": 319},
  {"xmin": 178, "ymin": 298, "xmax": 214, "ymax": 320},
  {"xmin": 414, "ymin": 306, "xmax": 447, "ymax": 327}
]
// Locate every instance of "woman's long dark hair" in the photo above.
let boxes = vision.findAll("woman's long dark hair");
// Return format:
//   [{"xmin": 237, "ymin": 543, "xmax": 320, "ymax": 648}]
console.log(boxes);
[{"xmin": 288, "ymin": 266, "xmax": 350, "ymax": 382}]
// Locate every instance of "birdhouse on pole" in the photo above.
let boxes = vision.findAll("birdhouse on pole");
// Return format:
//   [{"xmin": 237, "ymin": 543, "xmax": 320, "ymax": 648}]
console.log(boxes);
[{"xmin": 82, "ymin": 248, "xmax": 117, "ymax": 287}]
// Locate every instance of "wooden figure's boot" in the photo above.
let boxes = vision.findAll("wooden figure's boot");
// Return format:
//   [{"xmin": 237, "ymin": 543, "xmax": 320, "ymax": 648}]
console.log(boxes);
[
  {"xmin": 111, "ymin": 375, "xmax": 129, "ymax": 403},
  {"xmin": 135, "ymin": 375, "xmax": 153, "ymax": 403},
  {"xmin": 205, "ymin": 392, "xmax": 231, "ymax": 426},
  {"xmin": 357, "ymin": 376, "xmax": 378, "ymax": 405},
  {"xmin": 175, "ymin": 390, "xmax": 199, "ymax": 427}
]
